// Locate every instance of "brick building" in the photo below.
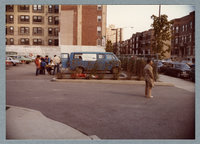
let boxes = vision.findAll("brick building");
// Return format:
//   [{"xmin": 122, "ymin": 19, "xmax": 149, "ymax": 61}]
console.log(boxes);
[
  {"xmin": 119, "ymin": 29, "xmax": 154, "ymax": 55},
  {"xmin": 6, "ymin": 5, "xmax": 107, "ymax": 48},
  {"xmin": 171, "ymin": 11, "xmax": 195, "ymax": 61},
  {"xmin": 60, "ymin": 5, "xmax": 107, "ymax": 47},
  {"xmin": 6, "ymin": 5, "xmax": 60, "ymax": 46}
]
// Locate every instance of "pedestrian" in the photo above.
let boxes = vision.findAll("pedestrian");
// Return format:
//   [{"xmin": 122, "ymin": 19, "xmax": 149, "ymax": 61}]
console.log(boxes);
[
  {"xmin": 144, "ymin": 59, "xmax": 154, "ymax": 98},
  {"xmin": 53, "ymin": 55, "xmax": 61, "ymax": 75},
  {"xmin": 34, "ymin": 55, "xmax": 41, "ymax": 76},
  {"xmin": 40, "ymin": 58, "xmax": 46, "ymax": 75},
  {"xmin": 44, "ymin": 55, "xmax": 50, "ymax": 65},
  {"xmin": 46, "ymin": 60, "xmax": 54, "ymax": 75}
]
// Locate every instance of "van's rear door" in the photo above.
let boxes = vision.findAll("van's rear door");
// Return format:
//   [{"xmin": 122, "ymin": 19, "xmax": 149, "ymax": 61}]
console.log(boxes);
[{"xmin": 61, "ymin": 53, "xmax": 69, "ymax": 68}]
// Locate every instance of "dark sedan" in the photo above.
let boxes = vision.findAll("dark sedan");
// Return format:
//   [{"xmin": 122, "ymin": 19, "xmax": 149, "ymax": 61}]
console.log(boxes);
[{"xmin": 164, "ymin": 62, "xmax": 191, "ymax": 78}]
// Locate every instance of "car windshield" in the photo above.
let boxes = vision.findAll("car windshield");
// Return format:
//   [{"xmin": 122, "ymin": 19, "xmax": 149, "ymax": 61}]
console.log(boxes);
[{"xmin": 180, "ymin": 64, "xmax": 190, "ymax": 70}]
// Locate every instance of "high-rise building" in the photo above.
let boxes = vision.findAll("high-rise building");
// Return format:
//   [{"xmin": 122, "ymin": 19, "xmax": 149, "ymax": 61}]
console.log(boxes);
[
  {"xmin": 6, "ymin": 5, "xmax": 60, "ymax": 46},
  {"xmin": 60, "ymin": 5, "xmax": 107, "ymax": 46}
]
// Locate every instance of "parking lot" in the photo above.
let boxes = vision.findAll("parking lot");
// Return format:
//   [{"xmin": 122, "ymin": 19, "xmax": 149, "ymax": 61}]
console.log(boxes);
[{"xmin": 6, "ymin": 63, "xmax": 195, "ymax": 139}]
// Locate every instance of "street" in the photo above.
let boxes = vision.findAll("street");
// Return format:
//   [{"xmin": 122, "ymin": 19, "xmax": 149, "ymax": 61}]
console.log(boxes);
[{"xmin": 6, "ymin": 63, "xmax": 195, "ymax": 139}]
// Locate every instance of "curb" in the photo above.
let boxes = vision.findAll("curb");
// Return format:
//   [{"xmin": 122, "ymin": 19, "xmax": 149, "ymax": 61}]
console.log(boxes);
[
  {"xmin": 6, "ymin": 105, "xmax": 99, "ymax": 140},
  {"xmin": 51, "ymin": 78, "xmax": 174, "ymax": 86}
]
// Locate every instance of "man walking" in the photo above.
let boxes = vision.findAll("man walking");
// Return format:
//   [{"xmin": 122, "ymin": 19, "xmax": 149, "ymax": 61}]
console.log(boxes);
[
  {"xmin": 144, "ymin": 59, "xmax": 154, "ymax": 98},
  {"xmin": 53, "ymin": 55, "xmax": 60, "ymax": 75}
]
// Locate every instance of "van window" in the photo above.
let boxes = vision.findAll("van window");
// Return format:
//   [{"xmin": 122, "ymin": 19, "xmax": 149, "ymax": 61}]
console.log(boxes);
[
  {"xmin": 106, "ymin": 54, "xmax": 116, "ymax": 60},
  {"xmin": 82, "ymin": 54, "xmax": 97, "ymax": 61},
  {"xmin": 61, "ymin": 53, "xmax": 68, "ymax": 58},
  {"xmin": 74, "ymin": 53, "xmax": 82, "ymax": 59},
  {"xmin": 98, "ymin": 54, "xmax": 105, "ymax": 59}
]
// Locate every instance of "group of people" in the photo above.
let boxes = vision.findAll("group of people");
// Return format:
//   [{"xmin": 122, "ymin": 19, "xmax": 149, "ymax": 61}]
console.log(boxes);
[{"xmin": 34, "ymin": 55, "xmax": 61, "ymax": 76}]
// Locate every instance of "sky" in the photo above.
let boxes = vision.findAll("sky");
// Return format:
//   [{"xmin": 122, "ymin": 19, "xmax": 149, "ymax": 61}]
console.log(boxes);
[{"xmin": 107, "ymin": 5, "xmax": 195, "ymax": 40}]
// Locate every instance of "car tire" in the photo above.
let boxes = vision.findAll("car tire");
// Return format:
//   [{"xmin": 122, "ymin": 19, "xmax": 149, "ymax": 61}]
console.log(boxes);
[{"xmin": 12, "ymin": 62, "xmax": 16, "ymax": 66}]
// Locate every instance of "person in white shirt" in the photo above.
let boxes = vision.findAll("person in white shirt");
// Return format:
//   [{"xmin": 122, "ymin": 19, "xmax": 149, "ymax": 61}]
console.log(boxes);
[{"xmin": 53, "ymin": 55, "xmax": 61, "ymax": 75}]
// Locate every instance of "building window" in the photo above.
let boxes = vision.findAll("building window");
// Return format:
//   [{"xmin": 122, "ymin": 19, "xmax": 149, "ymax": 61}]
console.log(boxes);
[
  {"xmin": 6, "ymin": 5, "xmax": 14, "ymax": 12},
  {"xmin": 189, "ymin": 34, "xmax": 192, "ymax": 42},
  {"xmin": 97, "ymin": 39, "xmax": 101, "ymax": 46},
  {"xmin": 54, "ymin": 16, "xmax": 59, "ymax": 25},
  {"xmin": 48, "ymin": 16, "xmax": 53, "ymax": 24},
  {"xmin": 10, "ymin": 38, "xmax": 14, "ymax": 45},
  {"xmin": 182, "ymin": 25, "xmax": 184, "ymax": 32},
  {"xmin": 33, "ymin": 16, "xmax": 43, "ymax": 23},
  {"xmin": 20, "ymin": 38, "xmax": 29, "ymax": 45},
  {"xmin": 54, "ymin": 28, "xmax": 59, "ymax": 36},
  {"xmin": 190, "ymin": 22, "xmax": 193, "ymax": 29},
  {"xmin": 33, "ymin": 27, "xmax": 43, "ymax": 35},
  {"xmin": 33, "ymin": 39, "xmax": 42, "ymax": 45},
  {"xmin": 97, "ymin": 26, "xmax": 101, "ymax": 35},
  {"xmin": 54, "ymin": 5, "xmax": 59, "ymax": 13},
  {"xmin": 48, "ymin": 39, "xmax": 53, "ymax": 45},
  {"xmin": 18, "ymin": 5, "xmax": 29, "ymax": 11},
  {"xmin": 48, "ymin": 5, "xmax": 59, "ymax": 13},
  {"xmin": 185, "ymin": 25, "xmax": 188, "ymax": 31},
  {"xmin": 176, "ymin": 26, "xmax": 179, "ymax": 33},
  {"xmin": 19, "ymin": 27, "xmax": 29, "ymax": 35},
  {"xmin": 48, "ymin": 28, "xmax": 53, "ymax": 35},
  {"xmin": 175, "ymin": 37, "xmax": 178, "ymax": 44},
  {"xmin": 7, "ymin": 26, "xmax": 14, "ymax": 35},
  {"xmin": 97, "ymin": 5, "xmax": 102, "ymax": 10},
  {"xmin": 32, "ymin": 5, "xmax": 43, "ymax": 12},
  {"xmin": 136, "ymin": 43, "xmax": 138, "ymax": 48},
  {"xmin": 184, "ymin": 36, "xmax": 187, "ymax": 43},
  {"xmin": 188, "ymin": 47, "xmax": 191, "ymax": 56},
  {"xmin": 54, "ymin": 39, "xmax": 59, "ymax": 46},
  {"xmin": 6, "ymin": 15, "xmax": 14, "ymax": 23},
  {"xmin": 19, "ymin": 15, "xmax": 30, "ymax": 23},
  {"xmin": 97, "ymin": 16, "xmax": 102, "ymax": 22}
]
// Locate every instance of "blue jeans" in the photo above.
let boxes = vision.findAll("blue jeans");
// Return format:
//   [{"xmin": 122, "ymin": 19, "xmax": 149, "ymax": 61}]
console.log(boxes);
[
  {"xmin": 36, "ymin": 68, "xmax": 40, "ymax": 76},
  {"xmin": 53, "ymin": 64, "xmax": 60, "ymax": 75}
]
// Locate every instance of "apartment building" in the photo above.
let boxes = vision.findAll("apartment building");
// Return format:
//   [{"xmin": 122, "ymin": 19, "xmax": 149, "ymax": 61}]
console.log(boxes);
[
  {"xmin": 171, "ymin": 11, "xmax": 195, "ymax": 61},
  {"xmin": 6, "ymin": 5, "xmax": 60, "ymax": 46},
  {"xmin": 59, "ymin": 5, "xmax": 107, "ymax": 47},
  {"xmin": 119, "ymin": 29, "xmax": 153, "ymax": 55}
]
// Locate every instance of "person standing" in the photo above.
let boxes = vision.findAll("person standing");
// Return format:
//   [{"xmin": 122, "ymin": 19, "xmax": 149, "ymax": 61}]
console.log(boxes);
[
  {"xmin": 40, "ymin": 58, "xmax": 46, "ymax": 75},
  {"xmin": 44, "ymin": 55, "xmax": 50, "ymax": 65},
  {"xmin": 53, "ymin": 55, "xmax": 61, "ymax": 75},
  {"xmin": 144, "ymin": 59, "xmax": 154, "ymax": 98},
  {"xmin": 34, "ymin": 55, "xmax": 41, "ymax": 76}
]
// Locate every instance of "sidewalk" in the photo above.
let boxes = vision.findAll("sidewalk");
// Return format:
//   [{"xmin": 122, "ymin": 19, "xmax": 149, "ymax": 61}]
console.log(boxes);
[
  {"xmin": 159, "ymin": 74, "xmax": 195, "ymax": 92},
  {"xmin": 6, "ymin": 105, "xmax": 99, "ymax": 140}
]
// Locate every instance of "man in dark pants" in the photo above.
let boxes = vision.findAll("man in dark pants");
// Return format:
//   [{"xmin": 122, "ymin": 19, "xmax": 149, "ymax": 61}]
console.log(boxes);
[
  {"xmin": 34, "ymin": 55, "xmax": 41, "ymax": 76},
  {"xmin": 53, "ymin": 55, "xmax": 60, "ymax": 75}
]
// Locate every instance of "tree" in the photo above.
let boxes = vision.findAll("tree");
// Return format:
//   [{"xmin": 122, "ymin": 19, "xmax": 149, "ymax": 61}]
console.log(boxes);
[
  {"xmin": 151, "ymin": 14, "xmax": 173, "ymax": 59},
  {"xmin": 105, "ymin": 40, "xmax": 114, "ymax": 52}
]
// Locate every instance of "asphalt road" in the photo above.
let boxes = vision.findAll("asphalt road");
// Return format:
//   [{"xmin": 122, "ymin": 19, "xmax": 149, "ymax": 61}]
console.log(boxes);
[{"xmin": 6, "ymin": 63, "xmax": 195, "ymax": 139}]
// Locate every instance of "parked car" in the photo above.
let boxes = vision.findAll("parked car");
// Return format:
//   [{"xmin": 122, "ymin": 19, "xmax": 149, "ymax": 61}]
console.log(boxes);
[
  {"xmin": 6, "ymin": 56, "xmax": 20, "ymax": 66},
  {"xmin": 159, "ymin": 61, "xmax": 172, "ymax": 73},
  {"xmin": 164, "ymin": 62, "xmax": 191, "ymax": 78},
  {"xmin": 61, "ymin": 52, "xmax": 121, "ymax": 74},
  {"xmin": 16, "ymin": 56, "xmax": 32, "ymax": 64},
  {"xmin": 189, "ymin": 64, "xmax": 195, "ymax": 82},
  {"xmin": 6, "ymin": 59, "xmax": 12, "ymax": 68}
]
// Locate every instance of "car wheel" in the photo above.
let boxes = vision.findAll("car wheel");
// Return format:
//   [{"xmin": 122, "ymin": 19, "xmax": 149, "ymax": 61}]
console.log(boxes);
[{"xmin": 12, "ymin": 62, "xmax": 16, "ymax": 66}]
